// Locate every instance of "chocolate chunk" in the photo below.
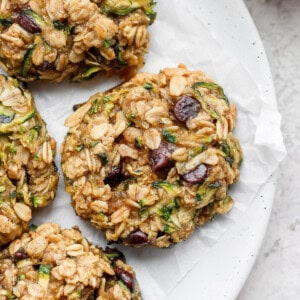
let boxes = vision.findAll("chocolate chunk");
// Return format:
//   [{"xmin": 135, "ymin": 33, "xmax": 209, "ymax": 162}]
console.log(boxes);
[
  {"xmin": 15, "ymin": 13, "xmax": 41, "ymax": 34},
  {"xmin": 37, "ymin": 61, "xmax": 55, "ymax": 72},
  {"xmin": 174, "ymin": 95, "xmax": 201, "ymax": 122},
  {"xmin": 149, "ymin": 143, "xmax": 174, "ymax": 171},
  {"xmin": 126, "ymin": 230, "xmax": 148, "ymax": 245},
  {"xmin": 181, "ymin": 164, "xmax": 208, "ymax": 184},
  {"xmin": 14, "ymin": 248, "xmax": 28, "ymax": 261},
  {"xmin": 114, "ymin": 267, "xmax": 134, "ymax": 292}
]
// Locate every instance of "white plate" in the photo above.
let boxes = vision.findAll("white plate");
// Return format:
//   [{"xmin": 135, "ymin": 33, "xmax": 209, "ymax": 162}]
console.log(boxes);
[
  {"xmin": 4, "ymin": 0, "xmax": 281, "ymax": 299},
  {"xmin": 167, "ymin": 1, "xmax": 278, "ymax": 299}
]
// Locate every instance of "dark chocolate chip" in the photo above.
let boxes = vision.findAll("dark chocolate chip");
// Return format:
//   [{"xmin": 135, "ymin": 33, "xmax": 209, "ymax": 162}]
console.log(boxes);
[
  {"xmin": 14, "ymin": 13, "xmax": 41, "ymax": 34},
  {"xmin": 114, "ymin": 267, "xmax": 134, "ymax": 292},
  {"xmin": 149, "ymin": 143, "xmax": 174, "ymax": 171},
  {"xmin": 174, "ymin": 95, "xmax": 201, "ymax": 122},
  {"xmin": 181, "ymin": 164, "xmax": 208, "ymax": 184},
  {"xmin": 126, "ymin": 230, "xmax": 148, "ymax": 245},
  {"xmin": 37, "ymin": 60, "xmax": 55, "ymax": 72},
  {"xmin": 14, "ymin": 248, "xmax": 28, "ymax": 261},
  {"xmin": 106, "ymin": 166, "xmax": 121, "ymax": 179}
]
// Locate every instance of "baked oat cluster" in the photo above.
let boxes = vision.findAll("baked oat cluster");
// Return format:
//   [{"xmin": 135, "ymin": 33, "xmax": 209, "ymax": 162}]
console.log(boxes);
[
  {"xmin": 0, "ymin": 75, "xmax": 58, "ymax": 245},
  {"xmin": 61, "ymin": 65, "xmax": 243, "ymax": 248},
  {"xmin": 0, "ymin": 0, "xmax": 156, "ymax": 82},
  {"xmin": 0, "ymin": 223, "xmax": 141, "ymax": 299}
]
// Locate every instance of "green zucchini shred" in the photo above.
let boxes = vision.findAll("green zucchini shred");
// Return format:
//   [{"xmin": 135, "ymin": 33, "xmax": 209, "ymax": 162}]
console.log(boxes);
[
  {"xmin": 134, "ymin": 137, "xmax": 143, "ymax": 149},
  {"xmin": 162, "ymin": 129, "xmax": 177, "ymax": 144},
  {"xmin": 53, "ymin": 20, "xmax": 70, "ymax": 34},
  {"xmin": 102, "ymin": 96, "xmax": 110, "ymax": 104},
  {"xmin": 0, "ymin": 18, "xmax": 12, "ymax": 27},
  {"xmin": 90, "ymin": 141, "xmax": 99, "ymax": 148},
  {"xmin": 220, "ymin": 142, "xmax": 234, "ymax": 166},
  {"xmin": 138, "ymin": 200, "xmax": 148, "ymax": 218},
  {"xmin": 151, "ymin": 180, "xmax": 179, "ymax": 193},
  {"xmin": 98, "ymin": 153, "xmax": 108, "ymax": 165},
  {"xmin": 28, "ymin": 224, "xmax": 37, "ymax": 231},
  {"xmin": 102, "ymin": 0, "xmax": 137, "ymax": 16},
  {"xmin": 118, "ymin": 280, "xmax": 130, "ymax": 292},
  {"xmin": 160, "ymin": 205, "xmax": 173, "ymax": 221},
  {"xmin": 143, "ymin": 82, "xmax": 153, "ymax": 90},
  {"xmin": 17, "ymin": 274, "xmax": 26, "ymax": 282},
  {"xmin": 104, "ymin": 102, "xmax": 114, "ymax": 116},
  {"xmin": 69, "ymin": 290, "xmax": 83, "ymax": 299},
  {"xmin": 38, "ymin": 264, "xmax": 51, "ymax": 276},
  {"xmin": 89, "ymin": 98, "xmax": 100, "ymax": 115},
  {"xmin": 192, "ymin": 82, "xmax": 229, "ymax": 105},
  {"xmin": 174, "ymin": 197, "xmax": 181, "ymax": 209},
  {"xmin": 75, "ymin": 144, "xmax": 84, "ymax": 152},
  {"xmin": 163, "ymin": 223, "xmax": 176, "ymax": 234},
  {"xmin": 159, "ymin": 197, "xmax": 181, "ymax": 221},
  {"xmin": 7, "ymin": 292, "xmax": 17, "ymax": 300},
  {"xmin": 116, "ymin": 45, "xmax": 127, "ymax": 65},
  {"xmin": 72, "ymin": 66, "xmax": 102, "ymax": 81},
  {"xmin": 32, "ymin": 195, "xmax": 45, "ymax": 208},
  {"xmin": 126, "ymin": 113, "xmax": 136, "ymax": 121},
  {"xmin": 28, "ymin": 125, "xmax": 41, "ymax": 142},
  {"xmin": 144, "ymin": 0, "xmax": 157, "ymax": 23},
  {"xmin": 102, "ymin": 39, "xmax": 111, "ymax": 48},
  {"xmin": 192, "ymin": 144, "xmax": 207, "ymax": 157},
  {"xmin": 18, "ymin": 109, "xmax": 35, "ymax": 124},
  {"xmin": 23, "ymin": 9, "xmax": 46, "ymax": 28},
  {"xmin": 105, "ymin": 252, "xmax": 120, "ymax": 261},
  {"xmin": 210, "ymin": 109, "xmax": 222, "ymax": 121},
  {"xmin": 9, "ymin": 145, "xmax": 16, "ymax": 154},
  {"xmin": 196, "ymin": 182, "xmax": 221, "ymax": 203},
  {"xmin": 34, "ymin": 154, "xmax": 41, "ymax": 161},
  {"xmin": 21, "ymin": 45, "xmax": 36, "ymax": 77},
  {"xmin": 102, "ymin": 0, "xmax": 157, "ymax": 23}
]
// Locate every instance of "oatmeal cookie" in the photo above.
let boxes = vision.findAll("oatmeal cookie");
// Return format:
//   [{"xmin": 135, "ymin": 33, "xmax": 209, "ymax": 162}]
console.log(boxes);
[
  {"xmin": 0, "ymin": 222, "xmax": 141, "ymax": 299},
  {"xmin": 0, "ymin": 75, "xmax": 58, "ymax": 245},
  {"xmin": 0, "ymin": 0, "xmax": 156, "ymax": 82},
  {"xmin": 61, "ymin": 65, "xmax": 243, "ymax": 248}
]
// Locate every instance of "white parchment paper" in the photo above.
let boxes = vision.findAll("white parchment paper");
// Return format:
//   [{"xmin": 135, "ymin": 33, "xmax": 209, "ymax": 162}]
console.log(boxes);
[{"xmin": 3, "ymin": 1, "xmax": 286, "ymax": 299}]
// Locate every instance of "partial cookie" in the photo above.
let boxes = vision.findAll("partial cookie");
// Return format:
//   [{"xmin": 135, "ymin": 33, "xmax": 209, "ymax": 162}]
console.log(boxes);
[
  {"xmin": 0, "ymin": 0, "xmax": 156, "ymax": 82},
  {"xmin": 61, "ymin": 65, "xmax": 243, "ymax": 248},
  {"xmin": 0, "ymin": 223, "xmax": 141, "ymax": 299},
  {"xmin": 0, "ymin": 75, "xmax": 58, "ymax": 245}
]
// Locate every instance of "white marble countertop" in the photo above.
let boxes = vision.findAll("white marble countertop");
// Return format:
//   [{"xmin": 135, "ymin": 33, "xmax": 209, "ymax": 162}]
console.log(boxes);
[{"xmin": 238, "ymin": 0, "xmax": 300, "ymax": 299}]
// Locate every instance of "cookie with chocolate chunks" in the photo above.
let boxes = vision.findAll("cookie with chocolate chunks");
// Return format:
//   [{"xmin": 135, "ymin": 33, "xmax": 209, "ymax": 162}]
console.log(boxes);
[
  {"xmin": 0, "ymin": 75, "xmax": 58, "ymax": 245},
  {"xmin": 0, "ymin": 0, "xmax": 156, "ymax": 82},
  {"xmin": 61, "ymin": 65, "xmax": 242, "ymax": 248}
]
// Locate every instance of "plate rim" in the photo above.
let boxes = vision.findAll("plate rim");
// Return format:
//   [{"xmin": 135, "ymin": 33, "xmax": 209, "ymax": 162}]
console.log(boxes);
[{"xmin": 165, "ymin": 0, "xmax": 277, "ymax": 299}]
